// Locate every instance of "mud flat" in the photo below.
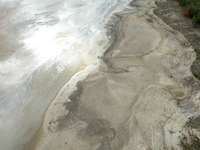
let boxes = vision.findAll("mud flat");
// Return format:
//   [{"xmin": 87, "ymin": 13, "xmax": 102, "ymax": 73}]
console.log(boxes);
[{"xmin": 27, "ymin": 0, "xmax": 200, "ymax": 149}]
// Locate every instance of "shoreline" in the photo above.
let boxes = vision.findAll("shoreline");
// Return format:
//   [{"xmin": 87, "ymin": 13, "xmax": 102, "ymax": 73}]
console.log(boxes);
[
  {"xmin": 22, "ymin": 3, "xmax": 130, "ymax": 150},
  {"xmin": 26, "ymin": 0, "xmax": 200, "ymax": 149},
  {"xmin": 22, "ymin": 30, "xmax": 110, "ymax": 150}
]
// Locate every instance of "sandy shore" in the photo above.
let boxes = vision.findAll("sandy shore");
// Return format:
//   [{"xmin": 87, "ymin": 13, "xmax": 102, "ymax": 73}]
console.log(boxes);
[{"xmin": 27, "ymin": 0, "xmax": 200, "ymax": 149}]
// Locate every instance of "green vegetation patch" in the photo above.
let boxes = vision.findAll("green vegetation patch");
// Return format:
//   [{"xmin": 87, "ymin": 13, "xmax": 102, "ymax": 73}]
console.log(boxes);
[
  {"xmin": 180, "ymin": 116, "xmax": 200, "ymax": 149},
  {"xmin": 177, "ymin": 0, "xmax": 200, "ymax": 24},
  {"xmin": 180, "ymin": 134, "xmax": 200, "ymax": 149},
  {"xmin": 186, "ymin": 116, "xmax": 200, "ymax": 129}
]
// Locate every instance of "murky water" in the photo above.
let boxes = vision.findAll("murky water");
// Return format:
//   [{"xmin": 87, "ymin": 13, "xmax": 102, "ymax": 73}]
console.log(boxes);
[{"xmin": 0, "ymin": 0, "xmax": 130, "ymax": 149}]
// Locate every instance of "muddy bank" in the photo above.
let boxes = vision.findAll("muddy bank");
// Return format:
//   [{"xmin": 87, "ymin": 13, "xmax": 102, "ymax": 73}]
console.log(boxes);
[
  {"xmin": 155, "ymin": 1, "xmax": 200, "ymax": 149},
  {"xmin": 154, "ymin": 0, "xmax": 200, "ymax": 80},
  {"xmin": 28, "ymin": 0, "xmax": 200, "ymax": 150}
]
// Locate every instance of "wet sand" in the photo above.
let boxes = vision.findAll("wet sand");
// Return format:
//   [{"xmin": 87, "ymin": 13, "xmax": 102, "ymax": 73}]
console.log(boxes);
[{"xmin": 27, "ymin": 0, "xmax": 200, "ymax": 150}]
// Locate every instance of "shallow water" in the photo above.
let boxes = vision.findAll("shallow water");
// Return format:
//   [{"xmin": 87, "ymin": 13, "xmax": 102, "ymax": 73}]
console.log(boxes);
[{"xmin": 0, "ymin": 0, "xmax": 130, "ymax": 149}]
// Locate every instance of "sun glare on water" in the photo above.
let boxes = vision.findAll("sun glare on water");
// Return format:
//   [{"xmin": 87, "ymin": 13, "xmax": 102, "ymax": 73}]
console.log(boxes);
[{"xmin": 24, "ymin": 25, "xmax": 80, "ymax": 64}]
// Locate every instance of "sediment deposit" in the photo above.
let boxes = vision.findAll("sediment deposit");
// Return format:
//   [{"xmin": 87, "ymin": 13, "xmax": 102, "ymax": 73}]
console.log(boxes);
[{"xmin": 30, "ymin": 0, "xmax": 200, "ymax": 150}]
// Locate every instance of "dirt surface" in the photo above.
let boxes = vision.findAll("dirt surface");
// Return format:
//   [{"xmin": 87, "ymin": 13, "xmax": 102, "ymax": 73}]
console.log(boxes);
[
  {"xmin": 155, "ymin": 0, "xmax": 200, "ymax": 149},
  {"xmin": 154, "ymin": 0, "xmax": 200, "ymax": 79}
]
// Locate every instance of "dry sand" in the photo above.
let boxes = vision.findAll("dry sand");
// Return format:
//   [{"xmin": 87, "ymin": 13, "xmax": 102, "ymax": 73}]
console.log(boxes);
[{"xmin": 27, "ymin": 0, "xmax": 200, "ymax": 149}]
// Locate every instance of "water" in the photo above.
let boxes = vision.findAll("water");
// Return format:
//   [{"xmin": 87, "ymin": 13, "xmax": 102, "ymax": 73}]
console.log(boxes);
[{"xmin": 0, "ymin": 0, "xmax": 130, "ymax": 149}]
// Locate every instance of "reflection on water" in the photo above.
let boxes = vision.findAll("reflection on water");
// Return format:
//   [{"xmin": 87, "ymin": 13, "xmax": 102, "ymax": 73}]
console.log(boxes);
[{"xmin": 0, "ymin": 0, "xmax": 129, "ymax": 149}]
